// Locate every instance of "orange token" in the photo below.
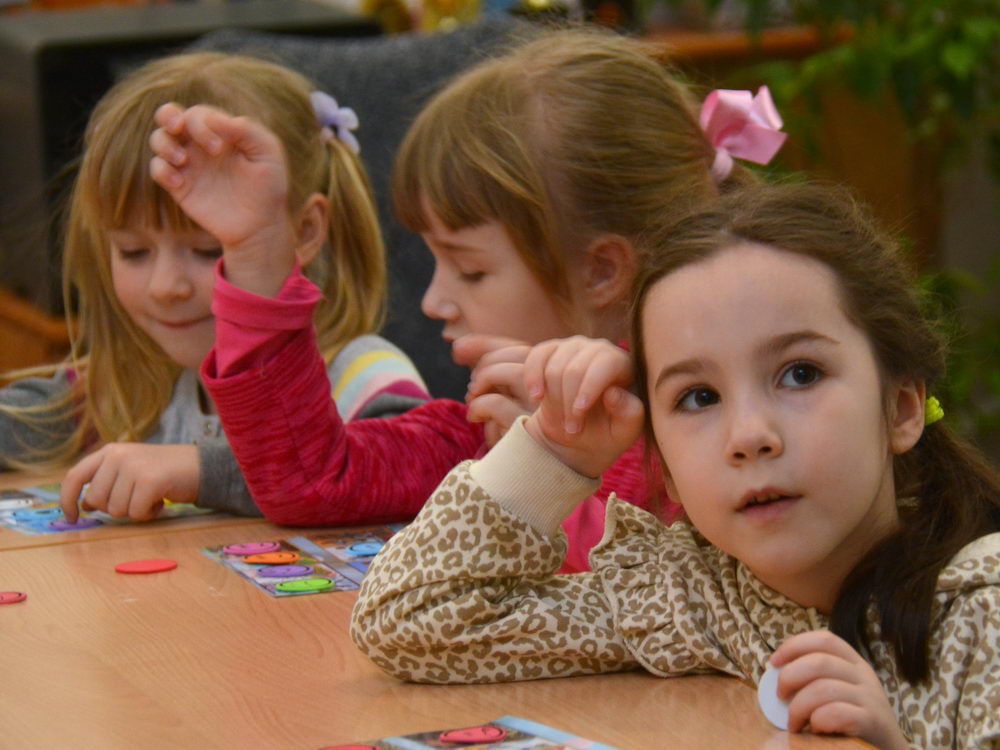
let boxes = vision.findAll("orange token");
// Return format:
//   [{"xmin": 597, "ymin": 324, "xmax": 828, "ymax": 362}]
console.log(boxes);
[{"xmin": 243, "ymin": 551, "xmax": 301, "ymax": 565}]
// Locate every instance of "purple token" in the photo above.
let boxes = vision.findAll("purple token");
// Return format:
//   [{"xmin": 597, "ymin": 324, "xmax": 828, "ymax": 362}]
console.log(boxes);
[
  {"xmin": 256, "ymin": 565, "xmax": 313, "ymax": 578},
  {"xmin": 49, "ymin": 518, "xmax": 103, "ymax": 531},
  {"xmin": 223, "ymin": 541, "xmax": 281, "ymax": 556}
]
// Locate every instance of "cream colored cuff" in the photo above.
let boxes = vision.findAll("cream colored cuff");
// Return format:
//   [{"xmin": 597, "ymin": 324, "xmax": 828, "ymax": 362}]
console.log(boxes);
[{"xmin": 470, "ymin": 417, "xmax": 601, "ymax": 538}]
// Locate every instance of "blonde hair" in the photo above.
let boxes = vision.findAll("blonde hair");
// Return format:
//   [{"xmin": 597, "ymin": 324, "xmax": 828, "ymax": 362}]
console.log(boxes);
[
  {"xmin": 393, "ymin": 26, "xmax": 745, "ymax": 307},
  {"xmin": 1, "ymin": 52, "xmax": 385, "ymax": 470}
]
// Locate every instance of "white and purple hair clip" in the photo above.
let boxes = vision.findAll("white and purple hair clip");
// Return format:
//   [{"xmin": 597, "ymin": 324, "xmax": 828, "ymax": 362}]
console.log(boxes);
[{"xmin": 310, "ymin": 90, "xmax": 360, "ymax": 154}]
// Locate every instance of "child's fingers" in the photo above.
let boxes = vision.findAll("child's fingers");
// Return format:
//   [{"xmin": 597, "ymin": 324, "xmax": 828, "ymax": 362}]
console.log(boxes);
[
  {"xmin": 522, "ymin": 339, "xmax": 562, "ymax": 402},
  {"xmin": 149, "ymin": 155, "xmax": 184, "ymax": 192},
  {"xmin": 59, "ymin": 453, "xmax": 101, "ymax": 522},
  {"xmin": 571, "ymin": 346, "xmax": 633, "ymax": 416},
  {"xmin": 467, "ymin": 362, "xmax": 526, "ymax": 401},
  {"xmin": 784, "ymin": 678, "xmax": 859, "ymax": 734},
  {"xmin": 770, "ymin": 630, "xmax": 859, "ymax": 668},
  {"xmin": 128, "ymin": 481, "xmax": 165, "ymax": 522},
  {"xmin": 802, "ymin": 700, "xmax": 869, "ymax": 738},
  {"xmin": 452, "ymin": 333, "xmax": 527, "ymax": 368},
  {"xmin": 104, "ymin": 473, "xmax": 137, "ymax": 519},
  {"xmin": 154, "ymin": 102, "xmax": 186, "ymax": 133},
  {"xmin": 148, "ymin": 128, "xmax": 188, "ymax": 168},
  {"xmin": 466, "ymin": 393, "xmax": 528, "ymax": 436}
]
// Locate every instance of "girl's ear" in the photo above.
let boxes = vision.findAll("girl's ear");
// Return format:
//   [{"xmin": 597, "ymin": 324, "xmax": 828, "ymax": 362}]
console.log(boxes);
[
  {"xmin": 889, "ymin": 378, "xmax": 927, "ymax": 455},
  {"xmin": 293, "ymin": 193, "xmax": 330, "ymax": 267},
  {"xmin": 579, "ymin": 234, "xmax": 638, "ymax": 310}
]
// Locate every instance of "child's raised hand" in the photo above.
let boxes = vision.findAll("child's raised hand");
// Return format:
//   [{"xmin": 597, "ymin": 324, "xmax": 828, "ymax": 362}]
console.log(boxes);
[
  {"xmin": 770, "ymin": 630, "xmax": 909, "ymax": 750},
  {"xmin": 522, "ymin": 336, "xmax": 643, "ymax": 478},
  {"xmin": 149, "ymin": 103, "xmax": 297, "ymax": 293},
  {"xmin": 59, "ymin": 444, "xmax": 201, "ymax": 524}
]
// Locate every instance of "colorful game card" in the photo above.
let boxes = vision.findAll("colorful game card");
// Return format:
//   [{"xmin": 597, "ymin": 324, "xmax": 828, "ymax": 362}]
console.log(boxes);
[
  {"xmin": 202, "ymin": 523, "xmax": 405, "ymax": 597},
  {"xmin": 0, "ymin": 484, "xmax": 213, "ymax": 536},
  {"xmin": 321, "ymin": 715, "xmax": 619, "ymax": 749}
]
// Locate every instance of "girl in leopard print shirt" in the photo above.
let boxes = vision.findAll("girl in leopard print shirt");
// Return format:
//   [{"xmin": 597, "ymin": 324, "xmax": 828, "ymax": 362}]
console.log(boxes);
[{"xmin": 352, "ymin": 184, "xmax": 1000, "ymax": 749}]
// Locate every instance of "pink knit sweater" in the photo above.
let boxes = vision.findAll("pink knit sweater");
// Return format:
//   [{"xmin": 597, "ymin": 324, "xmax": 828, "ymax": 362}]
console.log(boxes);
[{"xmin": 201, "ymin": 265, "xmax": 670, "ymax": 572}]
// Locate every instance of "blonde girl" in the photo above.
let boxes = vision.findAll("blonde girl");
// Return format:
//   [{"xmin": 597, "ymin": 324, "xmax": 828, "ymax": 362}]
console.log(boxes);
[
  {"xmin": 352, "ymin": 183, "xmax": 1000, "ymax": 749},
  {"xmin": 0, "ymin": 52, "xmax": 426, "ymax": 523},
  {"xmin": 188, "ymin": 28, "xmax": 784, "ymax": 569}
]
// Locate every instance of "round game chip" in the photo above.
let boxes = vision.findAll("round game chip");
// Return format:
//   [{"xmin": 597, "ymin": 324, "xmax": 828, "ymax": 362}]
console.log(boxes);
[
  {"xmin": 12, "ymin": 507, "xmax": 62, "ymax": 520},
  {"xmin": 222, "ymin": 541, "xmax": 281, "ymax": 556},
  {"xmin": 347, "ymin": 541, "xmax": 384, "ymax": 557},
  {"xmin": 0, "ymin": 591, "xmax": 27, "ymax": 605},
  {"xmin": 757, "ymin": 664, "xmax": 789, "ymax": 731},
  {"xmin": 243, "ymin": 551, "xmax": 300, "ymax": 565},
  {"xmin": 256, "ymin": 565, "xmax": 313, "ymax": 578},
  {"xmin": 275, "ymin": 577, "xmax": 334, "ymax": 593},
  {"xmin": 114, "ymin": 559, "xmax": 178, "ymax": 575},
  {"xmin": 50, "ymin": 518, "xmax": 104, "ymax": 531},
  {"xmin": 439, "ymin": 726, "xmax": 507, "ymax": 743}
]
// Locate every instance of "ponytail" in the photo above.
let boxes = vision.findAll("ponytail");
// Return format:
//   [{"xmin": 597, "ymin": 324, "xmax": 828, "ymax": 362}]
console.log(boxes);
[
  {"xmin": 832, "ymin": 421, "xmax": 1000, "ymax": 683},
  {"xmin": 309, "ymin": 140, "xmax": 387, "ymax": 362}
]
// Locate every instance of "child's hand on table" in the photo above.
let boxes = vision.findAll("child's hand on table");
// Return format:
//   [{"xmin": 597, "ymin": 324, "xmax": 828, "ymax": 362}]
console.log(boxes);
[
  {"xmin": 770, "ymin": 630, "xmax": 910, "ymax": 750},
  {"xmin": 59, "ymin": 444, "xmax": 200, "ymax": 523},
  {"xmin": 522, "ymin": 336, "xmax": 643, "ymax": 478},
  {"xmin": 148, "ymin": 102, "xmax": 298, "ymax": 298}
]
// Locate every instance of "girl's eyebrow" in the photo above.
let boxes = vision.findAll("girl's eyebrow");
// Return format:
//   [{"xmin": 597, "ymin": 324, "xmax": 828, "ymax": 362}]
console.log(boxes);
[{"xmin": 652, "ymin": 330, "xmax": 839, "ymax": 392}]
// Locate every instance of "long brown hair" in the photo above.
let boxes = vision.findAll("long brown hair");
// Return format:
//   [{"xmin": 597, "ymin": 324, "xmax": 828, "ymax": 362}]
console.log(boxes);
[
  {"xmin": 393, "ymin": 26, "xmax": 751, "ymax": 313},
  {"xmin": 631, "ymin": 182, "xmax": 1000, "ymax": 683},
  {"xmin": 1, "ymin": 52, "xmax": 385, "ymax": 469}
]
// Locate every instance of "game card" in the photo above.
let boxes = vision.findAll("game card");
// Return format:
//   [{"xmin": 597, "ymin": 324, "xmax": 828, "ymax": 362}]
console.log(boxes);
[{"xmin": 203, "ymin": 523, "xmax": 405, "ymax": 597}]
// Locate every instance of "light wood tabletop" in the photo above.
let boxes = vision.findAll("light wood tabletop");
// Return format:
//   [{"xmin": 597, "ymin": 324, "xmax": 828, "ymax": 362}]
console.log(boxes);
[{"xmin": 0, "ymin": 519, "xmax": 863, "ymax": 749}]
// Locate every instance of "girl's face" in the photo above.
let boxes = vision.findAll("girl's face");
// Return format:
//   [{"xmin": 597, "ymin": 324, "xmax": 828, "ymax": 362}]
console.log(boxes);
[
  {"xmin": 109, "ymin": 224, "xmax": 221, "ymax": 370},
  {"xmin": 642, "ymin": 242, "xmax": 907, "ymax": 611},
  {"xmin": 419, "ymin": 208, "xmax": 577, "ymax": 344}
]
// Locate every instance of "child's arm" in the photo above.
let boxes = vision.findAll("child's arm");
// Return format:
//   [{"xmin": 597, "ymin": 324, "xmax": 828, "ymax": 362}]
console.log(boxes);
[{"xmin": 352, "ymin": 336, "xmax": 645, "ymax": 683}]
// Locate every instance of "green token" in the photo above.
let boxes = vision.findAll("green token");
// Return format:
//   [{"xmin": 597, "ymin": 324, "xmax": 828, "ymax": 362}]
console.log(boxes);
[{"xmin": 275, "ymin": 577, "xmax": 334, "ymax": 593}]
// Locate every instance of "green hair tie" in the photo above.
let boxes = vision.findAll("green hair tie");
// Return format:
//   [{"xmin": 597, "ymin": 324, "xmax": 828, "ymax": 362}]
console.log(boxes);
[{"xmin": 925, "ymin": 396, "xmax": 944, "ymax": 426}]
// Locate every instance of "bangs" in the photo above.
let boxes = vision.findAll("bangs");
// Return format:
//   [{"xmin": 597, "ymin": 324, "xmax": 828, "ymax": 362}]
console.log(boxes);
[{"xmin": 394, "ymin": 66, "xmax": 542, "ymax": 234}]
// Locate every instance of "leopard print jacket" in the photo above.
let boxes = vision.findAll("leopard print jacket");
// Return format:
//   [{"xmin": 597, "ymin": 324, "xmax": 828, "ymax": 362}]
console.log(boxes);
[{"xmin": 351, "ymin": 458, "xmax": 1000, "ymax": 749}]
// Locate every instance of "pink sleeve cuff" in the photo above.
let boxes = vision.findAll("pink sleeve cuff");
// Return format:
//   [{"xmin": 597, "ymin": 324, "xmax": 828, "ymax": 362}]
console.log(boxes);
[{"xmin": 209, "ymin": 259, "xmax": 322, "ymax": 377}]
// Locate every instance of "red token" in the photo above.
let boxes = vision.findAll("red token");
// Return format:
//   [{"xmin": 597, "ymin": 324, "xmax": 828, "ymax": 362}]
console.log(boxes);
[
  {"xmin": 114, "ymin": 559, "xmax": 178, "ymax": 574},
  {"xmin": 0, "ymin": 591, "xmax": 27, "ymax": 605},
  {"xmin": 439, "ymin": 726, "xmax": 507, "ymax": 743}
]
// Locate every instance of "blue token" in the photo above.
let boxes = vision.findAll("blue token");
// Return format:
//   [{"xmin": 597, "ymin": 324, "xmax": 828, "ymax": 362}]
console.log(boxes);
[
  {"xmin": 347, "ymin": 541, "xmax": 384, "ymax": 557},
  {"xmin": 12, "ymin": 507, "xmax": 62, "ymax": 521}
]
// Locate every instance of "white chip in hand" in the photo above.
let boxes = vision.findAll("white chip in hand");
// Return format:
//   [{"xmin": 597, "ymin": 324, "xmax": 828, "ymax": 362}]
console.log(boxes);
[{"xmin": 757, "ymin": 664, "xmax": 790, "ymax": 730}]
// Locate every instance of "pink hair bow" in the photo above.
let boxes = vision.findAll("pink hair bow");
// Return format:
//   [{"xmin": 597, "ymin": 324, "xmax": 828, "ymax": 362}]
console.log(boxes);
[{"xmin": 700, "ymin": 85, "xmax": 787, "ymax": 182}]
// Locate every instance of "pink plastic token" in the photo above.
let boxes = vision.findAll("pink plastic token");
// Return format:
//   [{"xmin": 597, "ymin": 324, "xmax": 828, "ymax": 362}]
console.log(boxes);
[
  {"xmin": 114, "ymin": 559, "xmax": 178, "ymax": 574},
  {"xmin": 0, "ymin": 591, "xmax": 27, "ymax": 605},
  {"xmin": 223, "ymin": 542, "xmax": 281, "ymax": 556},
  {"xmin": 439, "ymin": 726, "xmax": 507, "ymax": 744}
]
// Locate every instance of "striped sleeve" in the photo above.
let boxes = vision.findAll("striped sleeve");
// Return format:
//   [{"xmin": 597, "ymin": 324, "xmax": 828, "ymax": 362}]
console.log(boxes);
[{"xmin": 329, "ymin": 339, "xmax": 431, "ymax": 422}]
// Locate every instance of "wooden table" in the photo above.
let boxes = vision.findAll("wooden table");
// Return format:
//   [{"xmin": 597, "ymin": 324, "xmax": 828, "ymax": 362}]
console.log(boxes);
[{"xmin": 0, "ymin": 516, "xmax": 863, "ymax": 749}]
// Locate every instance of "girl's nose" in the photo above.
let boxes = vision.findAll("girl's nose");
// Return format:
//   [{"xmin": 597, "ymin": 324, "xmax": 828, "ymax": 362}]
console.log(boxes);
[
  {"xmin": 725, "ymin": 401, "xmax": 784, "ymax": 465},
  {"xmin": 148, "ymin": 255, "xmax": 194, "ymax": 301},
  {"xmin": 421, "ymin": 271, "xmax": 459, "ymax": 322}
]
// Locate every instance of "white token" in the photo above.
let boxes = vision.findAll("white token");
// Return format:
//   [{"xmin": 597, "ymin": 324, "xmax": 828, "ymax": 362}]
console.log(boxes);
[{"xmin": 757, "ymin": 664, "xmax": 790, "ymax": 730}]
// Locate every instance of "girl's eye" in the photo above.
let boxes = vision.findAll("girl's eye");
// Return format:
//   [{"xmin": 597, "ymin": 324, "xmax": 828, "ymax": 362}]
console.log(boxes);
[
  {"xmin": 117, "ymin": 248, "xmax": 149, "ymax": 261},
  {"xmin": 459, "ymin": 271, "xmax": 485, "ymax": 283},
  {"xmin": 780, "ymin": 362, "xmax": 822, "ymax": 388},
  {"xmin": 195, "ymin": 247, "xmax": 223, "ymax": 261},
  {"xmin": 677, "ymin": 387, "xmax": 720, "ymax": 411}
]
